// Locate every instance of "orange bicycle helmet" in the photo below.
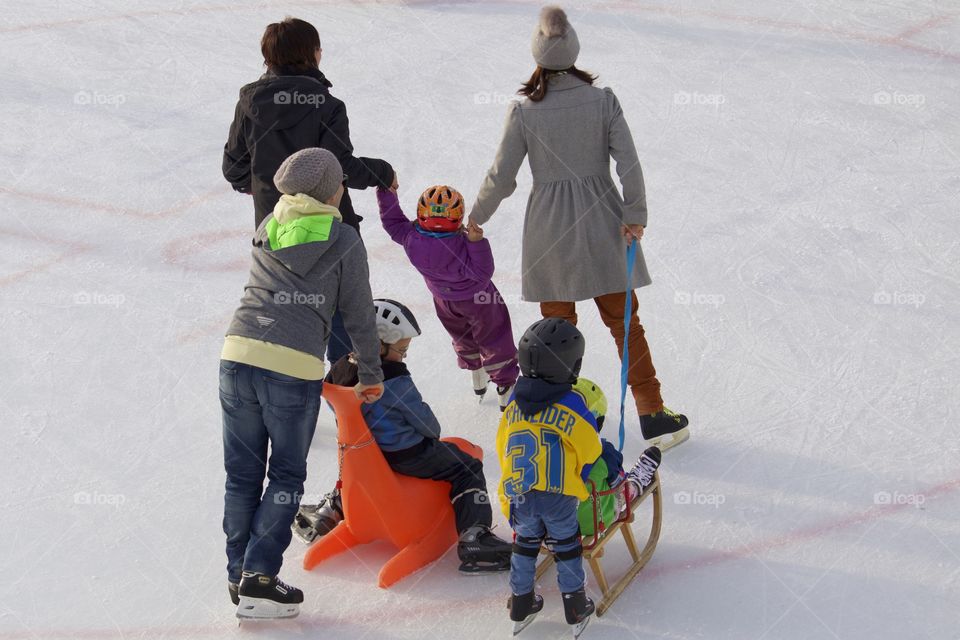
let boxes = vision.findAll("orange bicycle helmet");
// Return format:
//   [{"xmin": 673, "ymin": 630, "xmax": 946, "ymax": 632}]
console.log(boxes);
[{"xmin": 416, "ymin": 185, "xmax": 465, "ymax": 233}]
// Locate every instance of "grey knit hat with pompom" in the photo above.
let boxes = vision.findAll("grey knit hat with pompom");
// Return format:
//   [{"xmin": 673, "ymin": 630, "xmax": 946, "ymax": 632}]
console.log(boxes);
[
  {"xmin": 273, "ymin": 147, "xmax": 344, "ymax": 203},
  {"xmin": 531, "ymin": 6, "xmax": 580, "ymax": 70}
]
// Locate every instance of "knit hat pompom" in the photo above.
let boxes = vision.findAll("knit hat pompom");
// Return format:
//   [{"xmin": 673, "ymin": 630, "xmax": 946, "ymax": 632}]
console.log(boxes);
[
  {"xmin": 273, "ymin": 147, "xmax": 343, "ymax": 203},
  {"xmin": 531, "ymin": 5, "xmax": 580, "ymax": 71},
  {"xmin": 539, "ymin": 6, "xmax": 570, "ymax": 38}
]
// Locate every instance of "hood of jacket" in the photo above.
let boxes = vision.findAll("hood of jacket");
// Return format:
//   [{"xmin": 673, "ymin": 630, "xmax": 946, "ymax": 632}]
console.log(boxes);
[
  {"xmin": 254, "ymin": 194, "xmax": 344, "ymax": 277},
  {"xmin": 513, "ymin": 376, "xmax": 573, "ymax": 417},
  {"xmin": 239, "ymin": 67, "xmax": 333, "ymax": 130}
]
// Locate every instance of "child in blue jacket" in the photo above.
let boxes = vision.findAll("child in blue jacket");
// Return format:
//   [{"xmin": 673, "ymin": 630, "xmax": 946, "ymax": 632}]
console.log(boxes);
[{"xmin": 296, "ymin": 299, "xmax": 512, "ymax": 572}]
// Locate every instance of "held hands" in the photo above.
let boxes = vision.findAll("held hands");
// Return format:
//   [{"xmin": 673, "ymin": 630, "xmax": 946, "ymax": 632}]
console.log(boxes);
[
  {"xmin": 465, "ymin": 222, "xmax": 484, "ymax": 242},
  {"xmin": 390, "ymin": 172, "xmax": 399, "ymax": 192},
  {"xmin": 354, "ymin": 382, "xmax": 384, "ymax": 403},
  {"xmin": 465, "ymin": 218, "xmax": 484, "ymax": 242},
  {"xmin": 621, "ymin": 224, "xmax": 644, "ymax": 244}
]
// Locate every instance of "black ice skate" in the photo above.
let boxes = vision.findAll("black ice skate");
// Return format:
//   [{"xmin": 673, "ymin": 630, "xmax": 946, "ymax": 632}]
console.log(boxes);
[
  {"xmin": 639, "ymin": 406, "xmax": 689, "ymax": 452},
  {"xmin": 228, "ymin": 581, "xmax": 239, "ymax": 605},
  {"xmin": 457, "ymin": 524, "xmax": 511, "ymax": 573},
  {"xmin": 497, "ymin": 384, "xmax": 515, "ymax": 411},
  {"xmin": 562, "ymin": 589, "xmax": 595, "ymax": 639},
  {"xmin": 508, "ymin": 591, "xmax": 543, "ymax": 635},
  {"xmin": 625, "ymin": 446, "xmax": 662, "ymax": 504},
  {"xmin": 292, "ymin": 490, "xmax": 343, "ymax": 544},
  {"xmin": 236, "ymin": 572, "xmax": 303, "ymax": 620}
]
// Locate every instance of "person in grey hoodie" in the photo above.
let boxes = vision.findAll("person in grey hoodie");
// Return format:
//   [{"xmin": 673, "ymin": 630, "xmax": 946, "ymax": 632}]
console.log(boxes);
[{"xmin": 219, "ymin": 147, "xmax": 383, "ymax": 619}]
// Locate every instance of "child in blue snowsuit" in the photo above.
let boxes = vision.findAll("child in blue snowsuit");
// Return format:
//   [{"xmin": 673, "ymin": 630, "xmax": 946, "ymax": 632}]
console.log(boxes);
[{"xmin": 314, "ymin": 299, "xmax": 512, "ymax": 571}]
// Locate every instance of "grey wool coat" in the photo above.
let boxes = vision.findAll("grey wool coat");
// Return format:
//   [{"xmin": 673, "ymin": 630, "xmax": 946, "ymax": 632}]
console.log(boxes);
[{"xmin": 470, "ymin": 73, "xmax": 652, "ymax": 302}]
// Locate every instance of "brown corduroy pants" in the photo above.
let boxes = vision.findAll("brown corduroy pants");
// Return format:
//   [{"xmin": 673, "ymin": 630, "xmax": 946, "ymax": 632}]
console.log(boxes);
[{"xmin": 540, "ymin": 292, "xmax": 664, "ymax": 415}]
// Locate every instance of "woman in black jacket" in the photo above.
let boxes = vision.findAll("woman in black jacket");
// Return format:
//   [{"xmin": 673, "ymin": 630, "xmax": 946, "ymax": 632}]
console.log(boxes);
[
  {"xmin": 222, "ymin": 17, "xmax": 396, "ymax": 231},
  {"xmin": 223, "ymin": 17, "xmax": 396, "ymax": 363}
]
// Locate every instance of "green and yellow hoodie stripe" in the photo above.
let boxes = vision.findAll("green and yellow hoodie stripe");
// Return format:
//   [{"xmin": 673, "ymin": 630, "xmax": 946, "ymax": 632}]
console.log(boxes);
[{"xmin": 222, "ymin": 194, "xmax": 345, "ymax": 381}]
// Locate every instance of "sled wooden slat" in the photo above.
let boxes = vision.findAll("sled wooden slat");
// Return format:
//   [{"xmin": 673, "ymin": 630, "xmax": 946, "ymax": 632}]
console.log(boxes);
[{"xmin": 534, "ymin": 473, "xmax": 662, "ymax": 616}]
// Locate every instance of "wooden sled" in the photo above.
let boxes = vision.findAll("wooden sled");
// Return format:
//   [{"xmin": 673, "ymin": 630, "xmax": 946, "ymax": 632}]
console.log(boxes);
[{"xmin": 534, "ymin": 473, "xmax": 662, "ymax": 616}]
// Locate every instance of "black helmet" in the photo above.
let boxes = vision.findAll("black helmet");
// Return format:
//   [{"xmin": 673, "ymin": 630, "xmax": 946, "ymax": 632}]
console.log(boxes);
[{"xmin": 518, "ymin": 318, "xmax": 585, "ymax": 384}]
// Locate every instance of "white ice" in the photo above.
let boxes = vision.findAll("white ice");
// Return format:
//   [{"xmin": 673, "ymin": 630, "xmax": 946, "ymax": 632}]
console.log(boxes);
[{"xmin": 1, "ymin": 1, "xmax": 958, "ymax": 639}]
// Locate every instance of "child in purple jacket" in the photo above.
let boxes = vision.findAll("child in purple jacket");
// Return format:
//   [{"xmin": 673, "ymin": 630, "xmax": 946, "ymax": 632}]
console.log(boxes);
[{"xmin": 378, "ymin": 183, "xmax": 519, "ymax": 409}]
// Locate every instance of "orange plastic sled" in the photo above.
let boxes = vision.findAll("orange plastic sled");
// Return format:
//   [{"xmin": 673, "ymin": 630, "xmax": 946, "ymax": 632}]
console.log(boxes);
[{"xmin": 303, "ymin": 384, "xmax": 483, "ymax": 588}]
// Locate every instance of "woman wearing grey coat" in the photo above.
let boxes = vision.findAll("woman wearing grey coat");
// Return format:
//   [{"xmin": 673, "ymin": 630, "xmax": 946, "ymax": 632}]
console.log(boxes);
[{"xmin": 468, "ymin": 6, "xmax": 688, "ymax": 449}]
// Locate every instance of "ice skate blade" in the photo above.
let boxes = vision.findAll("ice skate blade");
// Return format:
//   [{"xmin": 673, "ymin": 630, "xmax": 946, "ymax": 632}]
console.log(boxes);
[
  {"xmin": 570, "ymin": 615, "xmax": 590, "ymax": 639},
  {"xmin": 459, "ymin": 561, "xmax": 510, "ymax": 575},
  {"xmin": 645, "ymin": 426, "xmax": 689, "ymax": 453},
  {"xmin": 512, "ymin": 612, "xmax": 538, "ymax": 635},
  {"xmin": 236, "ymin": 596, "xmax": 300, "ymax": 620}
]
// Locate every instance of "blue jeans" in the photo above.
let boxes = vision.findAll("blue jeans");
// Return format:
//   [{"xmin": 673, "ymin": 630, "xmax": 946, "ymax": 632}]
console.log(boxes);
[
  {"xmin": 510, "ymin": 491, "xmax": 585, "ymax": 595},
  {"xmin": 219, "ymin": 360, "xmax": 323, "ymax": 582},
  {"xmin": 326, "ymin": 309, "xmax": 351, "ymax": 365}
]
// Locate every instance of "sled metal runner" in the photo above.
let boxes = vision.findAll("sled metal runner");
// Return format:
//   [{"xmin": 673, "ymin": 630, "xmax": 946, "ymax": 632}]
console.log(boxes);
[{"xmin": 534, "ymin": 473, "xmax": 662, "ymax": 617}]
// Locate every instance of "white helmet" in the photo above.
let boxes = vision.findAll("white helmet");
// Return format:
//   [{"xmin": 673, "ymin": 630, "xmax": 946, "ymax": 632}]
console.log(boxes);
[{"xmin": 373, "ymin": 299, "xmax": 421, "ymax": 344}]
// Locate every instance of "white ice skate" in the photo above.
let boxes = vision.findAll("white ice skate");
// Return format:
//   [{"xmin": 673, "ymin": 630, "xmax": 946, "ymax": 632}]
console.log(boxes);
[
  {"xmin": 497, "ymin": 384, "xmax": 514, "ymax": 411},
  {"xmin": 472, "ymin": 369, "xmax": 490, "ymax": 401}
]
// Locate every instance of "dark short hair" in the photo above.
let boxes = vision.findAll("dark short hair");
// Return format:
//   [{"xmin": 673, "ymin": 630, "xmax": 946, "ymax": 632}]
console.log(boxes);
[{"xmin": 261, "ymin": 17, "xmax": 321, "ymax": 70}]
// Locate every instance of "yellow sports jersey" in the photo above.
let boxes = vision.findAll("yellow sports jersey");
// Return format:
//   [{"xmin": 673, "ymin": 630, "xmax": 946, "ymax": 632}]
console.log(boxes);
[{"xmin": 496, "ymin": 390, "xmax": 603, "ymax": 519}]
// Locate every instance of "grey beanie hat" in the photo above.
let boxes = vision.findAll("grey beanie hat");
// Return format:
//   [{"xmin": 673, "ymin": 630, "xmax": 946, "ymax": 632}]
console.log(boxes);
[
  {"xmin": 531, "ymin": 6, "xmax": 580, "ymax": 70},
  {"xmin": 273, "ymin": 148, "xmax": 344, "ymax": 203}
]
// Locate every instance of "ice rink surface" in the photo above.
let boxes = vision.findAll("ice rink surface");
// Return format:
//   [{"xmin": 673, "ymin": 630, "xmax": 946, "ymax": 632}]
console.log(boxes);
[{"xmin": 1, "ymin": 1, "xmax": 958, "ymax": 638}]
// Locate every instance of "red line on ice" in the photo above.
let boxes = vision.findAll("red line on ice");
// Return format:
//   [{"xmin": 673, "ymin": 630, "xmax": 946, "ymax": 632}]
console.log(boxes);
[
  {"xmin": 888, "ymin": 13, "xmax": 955, "ymax": 41},
  {"xmin": 643, "ymin": 475, "xmax": 960, "ymax": 581},
  {"xmin": 0, "ymin": 185, "xmax": 231, "ymax": 220},
  {"xmin": 2, "ymin": 475, "xmax": 957, "ymax": 639},
  {"xmin": 0, "ymin": 229, "xmax": 92, "ymax": 287}
]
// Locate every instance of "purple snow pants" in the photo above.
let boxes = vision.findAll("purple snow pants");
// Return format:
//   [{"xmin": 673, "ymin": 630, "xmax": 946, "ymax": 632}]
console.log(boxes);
[{"xmin": 433, "ymin": 282, "xmax": 519, "ymax": 387}]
